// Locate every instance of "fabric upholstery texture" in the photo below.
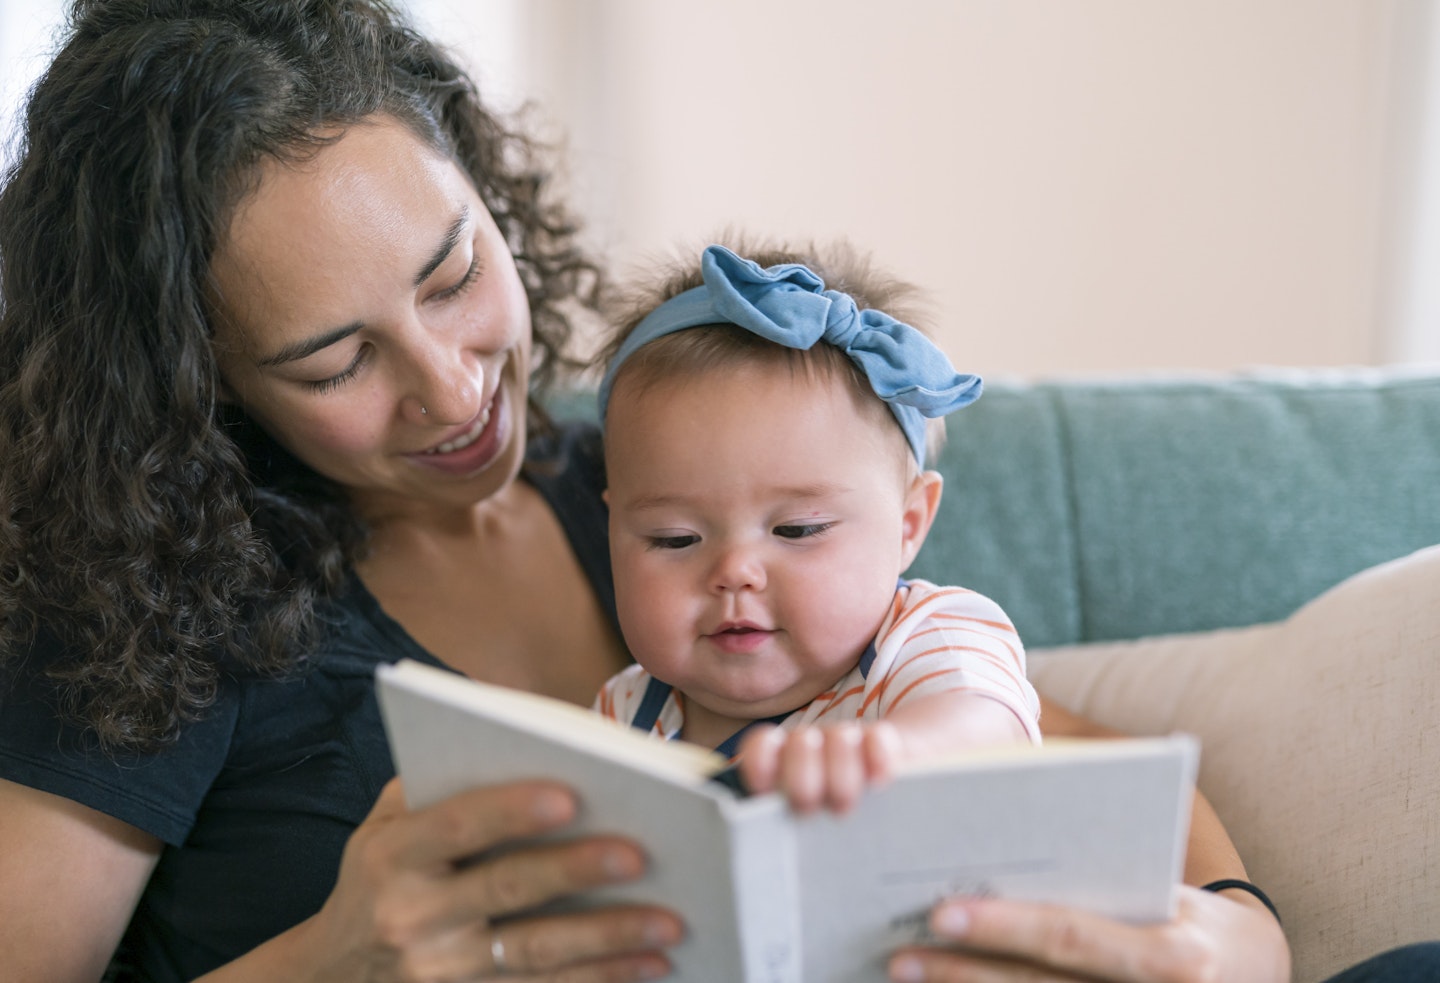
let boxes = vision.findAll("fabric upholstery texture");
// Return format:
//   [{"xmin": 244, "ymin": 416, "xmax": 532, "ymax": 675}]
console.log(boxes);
[
  {"xmin": 911, "ymin": 370, "xmax": 1440, "ymax": 647},
  {"xmin": 1028, "ymin": 545, "xmax": 1440, "ymax": 983}
]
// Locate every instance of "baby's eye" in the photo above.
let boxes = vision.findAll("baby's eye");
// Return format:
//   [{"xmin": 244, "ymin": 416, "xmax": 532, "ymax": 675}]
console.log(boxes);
[
  {"xmin": 773, "ymin": 522, "xmax": 834, "ymax": 540},
  {"xmin": 646, "ymin": 534, "xmax": 700, "ymax": 551}
]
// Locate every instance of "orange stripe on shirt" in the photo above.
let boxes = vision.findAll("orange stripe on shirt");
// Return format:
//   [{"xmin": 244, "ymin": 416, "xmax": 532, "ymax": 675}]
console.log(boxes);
[
  {"xmin": 896, "ymin": 622, "xmax": 1022, "ymax": 665},
  {"xmin": 813, "ymin": 684, "xmax": 866, "ymax": 719},
  {"xmin": 860, "ymin": 670, "xmax": 905, "ymax": 715},
  {"xmin": 886, "ymin": 668, "xmax": 963, "ymax": 711},
  {"xmin": 925, "ymin": 612, "xmax": 1017, "ymax": 633},
  {"xmin": 892, "ymin": 644, "xmax": 1023, "ymax": 677}
]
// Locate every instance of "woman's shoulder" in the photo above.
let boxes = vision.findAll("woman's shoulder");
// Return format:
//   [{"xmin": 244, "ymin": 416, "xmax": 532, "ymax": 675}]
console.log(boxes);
[
  {"xmin": 0, "ymin": 635, "xmax": 243, "ymax": 846},
  {"xmin": 0, "ymin": 588, "xmax": 410, "ymax": 846}
]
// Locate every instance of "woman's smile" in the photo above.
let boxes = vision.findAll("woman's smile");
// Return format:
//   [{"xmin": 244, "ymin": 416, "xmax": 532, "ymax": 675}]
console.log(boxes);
[{"xmin": 408, "ymin": 384, "xmax": 510, "ymax": 477}]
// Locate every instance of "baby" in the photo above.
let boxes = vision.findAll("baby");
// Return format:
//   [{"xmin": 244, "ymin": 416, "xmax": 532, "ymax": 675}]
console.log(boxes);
[{"xmin": 595, "ymin": 243, "xmax": 1040, "ymax": 813}]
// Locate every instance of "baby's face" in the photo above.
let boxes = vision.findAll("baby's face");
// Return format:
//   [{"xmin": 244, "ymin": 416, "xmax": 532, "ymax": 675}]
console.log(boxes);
[{"xmin": 605, "ymin": 361, "xmax": 936, "ymax": 740}]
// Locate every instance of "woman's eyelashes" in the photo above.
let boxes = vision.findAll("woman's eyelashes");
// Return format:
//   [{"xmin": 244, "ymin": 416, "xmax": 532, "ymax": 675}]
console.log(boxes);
[
  {"xmin": 306, "ymin": 347, "xmax": 371, "ymax": 394},
  {"xmin": 303, "ymin": 252, "xmax": 483, "ymax": 394},
  {"xmin": 432, "ymin": 252, "xmax": 482, "ymax": 303}
]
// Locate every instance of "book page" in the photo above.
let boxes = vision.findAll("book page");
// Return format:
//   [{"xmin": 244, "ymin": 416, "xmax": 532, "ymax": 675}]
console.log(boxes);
[
  {"xmin": 376, "ymin": 660, "xmax": 800, "ymax": 981},
  {"xmin": 794, "ymin": 735, "xmax": 1197, "ymax": 983},
  {"xmin": 379, "ymin": 659, "xmax": 725, "ymax": 790}
]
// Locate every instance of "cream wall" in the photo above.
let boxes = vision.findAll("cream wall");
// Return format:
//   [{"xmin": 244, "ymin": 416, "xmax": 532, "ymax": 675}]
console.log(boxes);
[
  {"xmin": 414, "ymin": 0, "xmax": 1426, "ymax": 378},
  {"xmin": 4, "ymin": 1, "xmax": 1432, "ymax": 377}
]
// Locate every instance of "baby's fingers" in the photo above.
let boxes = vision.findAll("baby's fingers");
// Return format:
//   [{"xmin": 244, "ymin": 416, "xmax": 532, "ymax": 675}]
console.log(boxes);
[
  {"xmin": 736, "ymin": 724, "xmax": 785, "ymax": 794},
  {"xmin": 777, "ymin": 728, "xmax": 826, "ymax": 813},
  {"xmin": 862, "ymin": 721, "xmax": 904, "ymax": 787},
  {"xmin": 821, "ymin": 724, "xmax": 867, "ymax": 814}
]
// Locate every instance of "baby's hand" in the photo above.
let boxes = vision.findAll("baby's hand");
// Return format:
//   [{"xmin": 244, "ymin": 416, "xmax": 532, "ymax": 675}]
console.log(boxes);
[{"xmin": 735, "ymin": 722, "xmax": 904, "ymax": 814}]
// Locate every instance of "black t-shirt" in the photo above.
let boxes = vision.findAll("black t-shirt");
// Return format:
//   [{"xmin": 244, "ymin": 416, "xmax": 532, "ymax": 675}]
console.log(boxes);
[{"xmin": 0, "ymin": 423, "xmax": 615, "ymax": 982}]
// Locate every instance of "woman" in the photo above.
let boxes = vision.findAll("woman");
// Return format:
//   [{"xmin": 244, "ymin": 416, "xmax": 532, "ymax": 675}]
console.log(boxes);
[{"xmin": 0, "ymin": 1, "xmax": 1298, "ymax": 980}]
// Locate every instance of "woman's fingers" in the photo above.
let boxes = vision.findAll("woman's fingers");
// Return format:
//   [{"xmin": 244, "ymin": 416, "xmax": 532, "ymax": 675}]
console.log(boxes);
[
  {"xmin": 922, "ymin": 896, "xmax": 1160, "ymax": 980},
  {"xmin": 493, "ymin": 905, "xmax": 682, "ymax": 979},
  {"xmin": 394, "ymin": 905, "xmax": 681, "ymax": 982},
  {"xmin": 884, "ymin": 898, "xmax": 1159, "ymax": 983},
  {"xmin": 320, "ymin": 778, "xmax": 684, "ymax": 980},
  {"xmin": 443, "ymin": 835, "xmax": 650, "ymax": 928},
  {"xmin": 382, "ymin": 780, "xmax": 579, "ymax": 870},
  {"xmin": 887, "ymin": 887, "xmax": 1289, "ymax": 983}
]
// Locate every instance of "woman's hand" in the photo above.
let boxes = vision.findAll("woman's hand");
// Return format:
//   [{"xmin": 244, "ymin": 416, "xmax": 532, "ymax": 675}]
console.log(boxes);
[
  {"xmin": 219, "ymin": 778, "xmax": 683, "ymax": 983},
  {"xmin": 886, "ymin": 884, "xmax": 1290, "ymax": 983}
]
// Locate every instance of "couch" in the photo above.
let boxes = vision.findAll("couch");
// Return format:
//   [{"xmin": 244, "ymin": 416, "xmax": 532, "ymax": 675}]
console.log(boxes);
[{"xmin": 903, "ymin": 367, "xmax": 1440, "ymax": 982}]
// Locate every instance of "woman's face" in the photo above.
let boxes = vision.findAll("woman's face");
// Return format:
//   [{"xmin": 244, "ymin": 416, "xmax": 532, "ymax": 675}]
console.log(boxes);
[{"xmin": 209, "ymin": 117, "xmax": 533, "ymax": 521}]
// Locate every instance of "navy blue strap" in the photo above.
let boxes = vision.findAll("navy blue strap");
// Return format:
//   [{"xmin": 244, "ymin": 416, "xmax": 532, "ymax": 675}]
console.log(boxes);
[
  {"xmin": 713, "ymin": 711, "xmax": 792, "ymax": 759},
  {"xmin": 709, "ymin": 711, "xmax": 791, "ymax": 797},
  {"xmin": 629, "ymin": 676, "xmax": 674, "ymax": 734},
  {"xmin": 856, "ymin": 639, "xmax": 878, "ymax": 680}
]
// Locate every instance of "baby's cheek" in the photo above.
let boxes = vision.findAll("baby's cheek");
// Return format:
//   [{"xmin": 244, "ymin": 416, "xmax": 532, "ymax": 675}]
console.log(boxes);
[{"xmin": 797, "ymin": 569, "xmax": 896, "ymax": 657}]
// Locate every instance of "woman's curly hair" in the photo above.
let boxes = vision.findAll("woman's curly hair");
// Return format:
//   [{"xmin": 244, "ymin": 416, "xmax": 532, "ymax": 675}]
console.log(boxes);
[{"xmin": 0, "ymin": 0, "xmax": 598, "ymax": 752}]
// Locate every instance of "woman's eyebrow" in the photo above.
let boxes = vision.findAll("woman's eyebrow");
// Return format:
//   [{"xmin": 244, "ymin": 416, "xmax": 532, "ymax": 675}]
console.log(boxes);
[
  {"xmin": 412, "ymin": 208, "xmax": 469, "ymax": 288},
  {"xmin": 255, "ymin": 207, "xmax": 472, "ymax": 367},
  {"xmin": 258, "ymin": 322, "xmax": 362, "ymax": 366}
]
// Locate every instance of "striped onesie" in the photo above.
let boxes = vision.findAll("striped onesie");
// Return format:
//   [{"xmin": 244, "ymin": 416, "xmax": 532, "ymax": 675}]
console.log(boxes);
[{"xmin": 594, "ymin": 578, "xmax": 1042, "ymax": 752}]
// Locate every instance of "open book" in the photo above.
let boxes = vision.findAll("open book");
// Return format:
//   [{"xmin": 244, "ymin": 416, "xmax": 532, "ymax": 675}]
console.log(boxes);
[{"xmin": 377, "ymin": 659, "xmax": 1197, "ymax": 983}]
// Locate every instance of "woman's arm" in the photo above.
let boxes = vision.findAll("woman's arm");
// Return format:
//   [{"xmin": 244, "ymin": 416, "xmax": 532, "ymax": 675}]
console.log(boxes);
[
  {"xmin": 884, "ymin": 697, "xmax": 1291, "ymax": 983},
  {"xmin": 1, "ymin": 775, "xmax": 681, "ymax": 983},
  {"xmin": 0, "ymin": 779, "xmax": 161, "ymax": 983}
]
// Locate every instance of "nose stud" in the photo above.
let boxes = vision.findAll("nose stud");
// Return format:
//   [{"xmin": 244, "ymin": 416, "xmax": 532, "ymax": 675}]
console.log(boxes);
[{"xmin": 420, "ymin": 406, "xmax": 428, "ymax": 416}]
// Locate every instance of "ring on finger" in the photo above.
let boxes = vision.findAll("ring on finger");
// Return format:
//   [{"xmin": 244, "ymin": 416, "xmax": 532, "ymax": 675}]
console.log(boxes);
[{"xmin": 490, "ymin": 932, "xmax": 509, "ymax": 975}]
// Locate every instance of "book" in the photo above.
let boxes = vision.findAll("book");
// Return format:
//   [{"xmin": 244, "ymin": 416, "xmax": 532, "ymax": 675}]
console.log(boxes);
[{"xmin": 376, "ymin": 658, "xmax": 1198, "ymax": 983}]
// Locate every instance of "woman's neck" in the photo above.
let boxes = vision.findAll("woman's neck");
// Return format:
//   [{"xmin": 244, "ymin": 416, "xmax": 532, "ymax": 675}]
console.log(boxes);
[{"xmin": 355, "ymin": 479, "xmax": 630, "ymax": 706}]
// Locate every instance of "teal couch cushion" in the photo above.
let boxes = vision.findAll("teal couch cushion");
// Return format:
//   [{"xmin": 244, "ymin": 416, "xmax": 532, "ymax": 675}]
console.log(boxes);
[{"xmin": 914, "ymin": 371, "xmax": 1440, "ymax": 647}]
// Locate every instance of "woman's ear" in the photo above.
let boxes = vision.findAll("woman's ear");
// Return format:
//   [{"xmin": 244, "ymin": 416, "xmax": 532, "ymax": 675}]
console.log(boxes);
[{"xmin": 899, "ymin": 469, "xmax": 943, "ymax": 571}]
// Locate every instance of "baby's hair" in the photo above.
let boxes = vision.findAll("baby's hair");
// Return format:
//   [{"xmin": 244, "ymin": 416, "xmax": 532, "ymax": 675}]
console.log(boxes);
[{"xmin": 601, "ymin": 235, "xmax": 947, "ymax": 465}]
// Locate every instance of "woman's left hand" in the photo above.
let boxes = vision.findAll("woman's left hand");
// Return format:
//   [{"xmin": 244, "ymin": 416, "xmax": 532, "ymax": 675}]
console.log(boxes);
[{"xmin": 886, "ymin": 884, "xmax": 1290, "ymax": 983}]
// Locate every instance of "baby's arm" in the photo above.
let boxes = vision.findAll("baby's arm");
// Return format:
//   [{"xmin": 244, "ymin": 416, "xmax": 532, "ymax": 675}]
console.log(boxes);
[{"xmin": 736, "ymin": 690, "xmax": 1032, "ymax": 814}]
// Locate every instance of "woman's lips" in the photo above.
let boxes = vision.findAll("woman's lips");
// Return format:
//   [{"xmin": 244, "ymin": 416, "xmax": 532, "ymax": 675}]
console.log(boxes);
[
  {"xmin": 423, "ymin": 401, "xmax": 492, "ymax": 455},
  {"xmin": 408, "ymin": 387, "xmax": 508, "ymax": 477}
]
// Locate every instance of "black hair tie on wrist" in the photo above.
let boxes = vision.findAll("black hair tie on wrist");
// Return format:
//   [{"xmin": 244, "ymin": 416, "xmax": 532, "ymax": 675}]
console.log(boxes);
[{"xmin": 1202, "ymin": 878, "xmax": 1281, "ymax": 924}]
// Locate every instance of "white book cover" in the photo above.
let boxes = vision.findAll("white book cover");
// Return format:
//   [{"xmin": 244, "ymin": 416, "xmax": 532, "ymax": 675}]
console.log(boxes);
[{"xmin": 377, "ymin": 659, "xmax": 1197, "ymax": 983}]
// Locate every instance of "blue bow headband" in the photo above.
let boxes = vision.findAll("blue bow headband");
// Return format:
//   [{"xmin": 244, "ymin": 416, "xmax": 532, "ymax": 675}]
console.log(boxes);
[{"xmin": 597, "ymin": 245, "xmax": 982, "ymax": 466}]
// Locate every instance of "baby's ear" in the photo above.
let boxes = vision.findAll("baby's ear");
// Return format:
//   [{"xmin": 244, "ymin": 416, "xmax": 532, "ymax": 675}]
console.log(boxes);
[{"xmin": 899, "ymin": 469, "xmax": 943, "ymax": 571}]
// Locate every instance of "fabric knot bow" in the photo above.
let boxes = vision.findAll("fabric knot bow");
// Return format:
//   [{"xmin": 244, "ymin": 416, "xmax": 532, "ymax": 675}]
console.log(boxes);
[{"xmin": 598, "ymin": 244, "xmax": 982, "ymax": 465}]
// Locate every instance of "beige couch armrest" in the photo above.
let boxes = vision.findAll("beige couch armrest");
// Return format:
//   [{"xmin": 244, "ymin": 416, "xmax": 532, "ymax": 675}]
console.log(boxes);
[{"xmin": 1028, "ymin": 546, "xmax": 1440, "ymax": 983}]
